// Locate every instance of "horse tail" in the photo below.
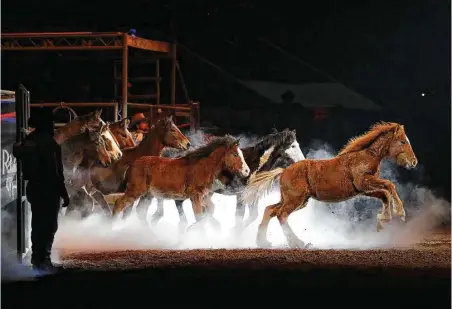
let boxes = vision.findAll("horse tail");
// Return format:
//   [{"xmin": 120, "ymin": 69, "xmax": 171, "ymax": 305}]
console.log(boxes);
[{"xmin": 240, "ymin": 167, "xmax": 285, "ymax": 206}]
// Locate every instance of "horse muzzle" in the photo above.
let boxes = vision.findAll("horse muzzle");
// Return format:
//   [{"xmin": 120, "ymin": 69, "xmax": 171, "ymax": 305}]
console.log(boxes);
[{"xmin": 180, "ymin": 141, "xmax": 191, "ymax": 150}]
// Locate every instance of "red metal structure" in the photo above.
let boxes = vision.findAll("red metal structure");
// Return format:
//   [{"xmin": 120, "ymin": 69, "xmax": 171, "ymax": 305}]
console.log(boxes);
[{"xmin": 1, "ymin": 32, "xmax": 200, "ymax": 130}]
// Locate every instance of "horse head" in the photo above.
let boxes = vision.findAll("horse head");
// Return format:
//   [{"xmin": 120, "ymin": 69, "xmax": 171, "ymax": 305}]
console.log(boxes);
[
  {"xmin": 222, "ymin": 136, "xmax": 250, "ymax": 178},
  {"xmin": 157, "ymin": 116, "xmax": 191, "ymax": 151},
  {"xmin": 109, "ymin": 118, "xmax": 136, "ymax": 149},
  {"xmin": 388, "ymin": 124, "xmax": 418, "ymax": 169},
  {"xmin": 99, "ymin": 122, "xmax": 122, "ymax": 162}
]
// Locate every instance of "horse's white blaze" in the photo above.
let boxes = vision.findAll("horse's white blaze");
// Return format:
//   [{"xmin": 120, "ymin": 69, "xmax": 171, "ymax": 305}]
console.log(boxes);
[
  {"xmin": 285, "ymin": 141, "xmax": 305, "ymax": 162},
  {"xmin": 405, "ymin": 136, "xmax": 411, "ymax": 145},
  {"xmin": 103, "ymin": 130, "xmax": 122, "ymax": 157},
  {"xmin": 237, "ymin": 148, "xmax": 250, "ymax": 177}
]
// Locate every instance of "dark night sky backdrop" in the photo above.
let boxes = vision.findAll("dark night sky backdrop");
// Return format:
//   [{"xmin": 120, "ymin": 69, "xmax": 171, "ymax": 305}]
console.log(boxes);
[{"xmin": 2, "ymin": 0, "xmax": 451, "ymax": 199}]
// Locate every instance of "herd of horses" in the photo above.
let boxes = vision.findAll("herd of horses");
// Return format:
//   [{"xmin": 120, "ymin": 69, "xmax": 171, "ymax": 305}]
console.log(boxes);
[{"xmin": 41, "ymin": 109, "xmax": 418, "ymax": 248}]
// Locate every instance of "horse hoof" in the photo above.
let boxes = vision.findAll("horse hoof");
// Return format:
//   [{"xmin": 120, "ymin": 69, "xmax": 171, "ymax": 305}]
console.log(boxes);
[
  {"xmin": 256, "ymin": 238, "xmax": 272, "ymax": 248},
  {"xmin": 304, "ymin": 242, "xmax": 313, "ymax": 249},
  {"xmin": 288, "ymin": 240, "xmax": 306, "ymax": 249},
  {"xmin": 376, "ymin": 221, "xmax": 384, "ymax": 232}
]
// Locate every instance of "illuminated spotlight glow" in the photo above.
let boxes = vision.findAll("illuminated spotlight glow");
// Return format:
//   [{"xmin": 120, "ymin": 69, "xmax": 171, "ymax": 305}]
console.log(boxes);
[
  {"xmin": 421, "ymin": 93, "xmax": 425, "ymax": 96},
  {"xmin": 54, "ymin": 190, "xmax": 412, "ymax": 253}
]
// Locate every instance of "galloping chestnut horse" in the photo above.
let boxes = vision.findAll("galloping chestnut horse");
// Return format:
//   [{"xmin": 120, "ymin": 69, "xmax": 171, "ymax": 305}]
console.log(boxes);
[
  {"xmin": 140, "ymin": 129, "xmax": 305, "ymax": 233},
  {"xmin": 54, "ymin": 109, "xmax": 104, "ymax": 145},
  {"xmin": 112, "ymin": 135, "xmax": 251, "ymax": 230},
  {"xmin": 85, "ymin": 116, "xmax": 191, "ymax": 214},
  {"xmin": 242, "ymin": 122, "xmax": 418, "ymax": 248},
  {"xmin": 108, "ymin": 119, "xmax": 136, "ymax": 149}
]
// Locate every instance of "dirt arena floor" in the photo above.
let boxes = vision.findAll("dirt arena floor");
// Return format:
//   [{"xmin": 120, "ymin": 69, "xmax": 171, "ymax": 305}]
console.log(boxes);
[{"xmin": 3, "ymin": 228, "xmax": 451, "ymax": 309}]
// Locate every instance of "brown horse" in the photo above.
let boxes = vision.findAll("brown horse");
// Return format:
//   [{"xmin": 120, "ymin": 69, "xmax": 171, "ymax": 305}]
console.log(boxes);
[
  {"xmin": 108, "ymin": 119, "xmax": 136, "ymax": 149},
  {"xmin": 61, "ymin": 123, "xmax": 123, "ymax": 216},
  {"xmin": 61, "ymin": 123, "xmax": 116, "ymax": 171},
  {"xmin": 242, "ymin": 122, "xmax": 418, "ymax": 248},
  {"xmin": 54, "ymin": 109, "xmax": 104, "ymax": 145},
  {"xmin": 112, "ymin": 135, "xmax": 251, "ymax": 231},
  {"xmin": 85, "ymin": 116, "xmax": 191, "ymax": 214}
]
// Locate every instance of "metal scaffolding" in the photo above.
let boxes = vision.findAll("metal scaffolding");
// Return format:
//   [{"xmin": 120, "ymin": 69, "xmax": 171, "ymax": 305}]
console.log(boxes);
[{"xmin": 1, "ymin": 32, "xmax": 176, "ymax": 119}]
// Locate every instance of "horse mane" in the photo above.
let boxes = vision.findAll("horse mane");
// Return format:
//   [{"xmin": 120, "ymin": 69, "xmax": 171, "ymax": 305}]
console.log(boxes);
[
  {"xmin": 338, "ymin": 121, "xmax": 400, "ymax": 156},
  {"xmin": 179, "ymin": 135, "xmax": 238, "ymax": 162},
  {"xmin": 76, "ymin": 110, "xmax": 98, "ymax": 122},
  {"xmin": 250, "ymin": 129, "xmax": 295, "ymax": 152}
]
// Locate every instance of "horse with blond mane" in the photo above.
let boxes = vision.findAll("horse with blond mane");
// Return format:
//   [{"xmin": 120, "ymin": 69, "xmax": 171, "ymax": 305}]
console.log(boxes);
[
  {"xmin": 84, "ymin": 116, "xmax": 190, "ymax": 215},
  {"xmin": 242, "ymin": 122, "xmax": 418, "ymax": 248}
]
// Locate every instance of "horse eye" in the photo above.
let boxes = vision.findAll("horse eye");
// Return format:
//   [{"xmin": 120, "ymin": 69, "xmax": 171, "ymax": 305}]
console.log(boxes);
[
  {"xmin": 233, "ymin": 153, "xmax": 238, "ymax": 157},
  {"xmin": 401, "ymin": 140, "xmax": 406, "ymax": 145}
]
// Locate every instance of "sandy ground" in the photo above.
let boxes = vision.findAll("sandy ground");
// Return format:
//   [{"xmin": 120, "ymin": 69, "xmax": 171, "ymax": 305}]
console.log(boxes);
[
  {"xmin": 3, "ymin": 228, "xmax": 450, "ymax": 309},
  {"xmin": 60, "ymin": 227, "xmax": 450, "ymax": 270}
]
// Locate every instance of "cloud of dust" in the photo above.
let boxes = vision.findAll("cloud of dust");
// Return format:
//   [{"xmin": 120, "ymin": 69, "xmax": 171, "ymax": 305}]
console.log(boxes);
[
  {"xmin": 33, "ymin": 130, "xmax": 451, "ymax": 257},
  {"xmin": 1, "ymin": 209, "xmax": 57, "ymax": 282}
]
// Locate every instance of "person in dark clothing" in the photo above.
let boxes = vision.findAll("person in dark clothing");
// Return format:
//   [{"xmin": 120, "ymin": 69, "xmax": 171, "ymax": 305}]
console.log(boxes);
[{"xmin": 13, "ymin": 108, "xmax": 69, "ymax": 271}]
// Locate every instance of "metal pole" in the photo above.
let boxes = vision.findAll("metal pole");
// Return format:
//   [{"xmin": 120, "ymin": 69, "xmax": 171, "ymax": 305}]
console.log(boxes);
[
  {"xmin": 170, "ymin": 43, "xmax": 177, "ymax": 105},
  {"xmin": 156, "ymin": 60, "xmax": 160, "ymax": 105},
  {"xmin": 122, "ymin": 34, "xmax": 128, "ymax": 118},
  {"xmin": 114, "ymin": 103, "xmax": 119, "ymax": 121}
]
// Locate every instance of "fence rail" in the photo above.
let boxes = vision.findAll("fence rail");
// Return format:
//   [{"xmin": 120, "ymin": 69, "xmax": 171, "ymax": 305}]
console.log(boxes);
[
  {"xmin": 28, "ymin": 101, "xmax": 200, "ymax": 130},
  {"xmin": 30, "ymin": 102, "xmax": 119, "ymax": 127}
]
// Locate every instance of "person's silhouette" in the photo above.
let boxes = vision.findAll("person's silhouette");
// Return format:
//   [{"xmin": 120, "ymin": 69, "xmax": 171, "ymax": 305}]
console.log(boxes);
[{"xmin": 13, "ymin": 108, "xmax": 69, "ymax": 271}]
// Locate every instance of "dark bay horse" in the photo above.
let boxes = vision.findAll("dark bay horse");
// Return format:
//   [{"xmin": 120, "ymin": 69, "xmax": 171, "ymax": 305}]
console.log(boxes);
[
  {"xmin": 54, "ymin": 109, "xmax": 104, "ymax": 145},
  {"xmin": 242, "ymin": 122, "xmax": 418, "ymax": 248},
  {"xmin": 134, "ymin": 129, "xmax": 305, "ymax": 233},
  {"xmin": 85, "ymin": 116, "xmax": 191, "ymax": 215},
  {"xmin": 112, "ymin": 135, "xmax": 250, "ymax": 231}
]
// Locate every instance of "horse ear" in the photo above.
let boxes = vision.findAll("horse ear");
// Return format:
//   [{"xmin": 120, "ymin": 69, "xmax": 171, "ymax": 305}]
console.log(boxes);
[
  {"xmin": 95, "ymin": 109, "xmax": 103, "ymax": 118},
  {"xmin": 122, "ymin": 118, "xmax": 130, "ymax": 128},
  {"xmin": 394, "ymin": 124, "xmax": 404, "ymax": 136},
  {"xmin": 235, "ymin": 138, "xmax": 241, "ymax": 146},
  {"xmin": 167, "ymin": 115, "xmax": 173, "ymax": 122}
]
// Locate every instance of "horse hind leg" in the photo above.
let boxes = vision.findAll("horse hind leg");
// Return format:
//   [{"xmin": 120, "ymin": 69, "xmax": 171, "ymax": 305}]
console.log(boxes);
[
  {"xmin": 276, "ymin": 195, "xmax": 310, "ymax": 249},
  {"xmin": 256, "ymin": 203, "xmax": 280, "ymax": 248}
]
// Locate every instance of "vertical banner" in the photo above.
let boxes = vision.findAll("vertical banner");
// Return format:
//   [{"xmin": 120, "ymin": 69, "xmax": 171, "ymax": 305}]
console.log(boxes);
[{"xmin": 1, "ymin": 90, "xmax": 18, "ymax": 254}]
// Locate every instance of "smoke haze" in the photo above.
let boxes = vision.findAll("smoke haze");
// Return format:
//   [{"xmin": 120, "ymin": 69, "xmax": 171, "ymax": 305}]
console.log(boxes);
[{"xmin": 2, "ymin": 129, "xmax": 450, "ymax": 280}]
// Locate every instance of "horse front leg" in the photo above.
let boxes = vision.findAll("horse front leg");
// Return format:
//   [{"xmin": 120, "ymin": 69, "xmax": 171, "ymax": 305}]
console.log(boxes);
[
  {"xmin": 90, "ymin": 190, "xmax": 113, "ymax": 217},
  {"xmin": 175, "ymin": 200, "xmax": 188, "ymax": 234},
  {"xmin": 188, "ymin": 194, "xmax": 207, "ymax": 233},
  {"xmin": 241, "ymin": 201, "xmax": 259, "ymax": 230},
  {"xmin": 205, "ymin": 193, "xmax": 221, "ymax": 232},
  {"xmin": 112, "ymin": 186, "xmax": 144, "ymax": 221},
  {"xmin": 385, "ymin": 182, "xmax": 406, "ymax": 222},
  {"xmin": 354, "ymin": 175, "xmax": 400, "ymax": 231},
  {"xmin": 149, "ymin": 197, "xmax": 164, "ymax": 226},
  {"xmin": 362, "ymin": 190, "xmax": 393, "ymax": 232}
]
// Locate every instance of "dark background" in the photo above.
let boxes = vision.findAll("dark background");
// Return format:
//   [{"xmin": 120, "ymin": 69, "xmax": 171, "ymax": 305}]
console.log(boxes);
[{"xmin": 2, "ymin": 0, "xmax": 450, "ymax": 201}]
